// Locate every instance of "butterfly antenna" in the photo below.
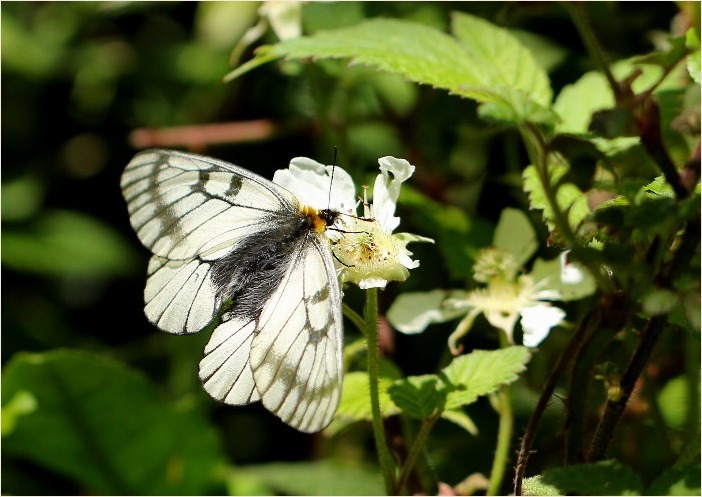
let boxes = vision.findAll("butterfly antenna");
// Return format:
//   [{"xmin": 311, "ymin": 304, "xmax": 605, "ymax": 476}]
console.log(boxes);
[{"xmin": 327, "ymin": 146, "xmax": 337, "ymax": 209}]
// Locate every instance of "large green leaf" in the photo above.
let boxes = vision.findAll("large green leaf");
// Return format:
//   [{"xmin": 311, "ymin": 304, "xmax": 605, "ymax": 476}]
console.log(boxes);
[
  {"xmin": 1, "ymin": 350, "xmax": 224, "ymax": 495},
  {"xmin": 227, "ymin": 15, "xmax": 555, "ymax": 125},
  {"xmin": 235, "ymin": 461, "xmax": 384, "ymax": 496}
]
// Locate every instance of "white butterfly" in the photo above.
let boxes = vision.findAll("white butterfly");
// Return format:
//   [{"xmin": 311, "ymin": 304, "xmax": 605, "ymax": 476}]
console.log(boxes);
[{"xmin": 120, "ymin": 149, "xmax": 347, "ymax": 433}]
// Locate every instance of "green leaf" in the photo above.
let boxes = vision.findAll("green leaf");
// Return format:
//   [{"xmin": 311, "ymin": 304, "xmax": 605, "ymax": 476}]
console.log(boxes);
[
  {"xmin": 635, "ymin": 35, "xmax": 690, "ymax": 70},
  {"xmin": 442, "ymin": 347, "xmax": 531, "ymax": 409},
  {"xmin": 229, "ymin": 16, "xmax": 554, "ymax": 125},
  {"xmin": 237, "ymin": 461, "xmax": 385, "ymax": 496},
  {"xmin": 326, "ymin": 371, "xmax": 400, "ymax": 434},
  {"xmin": 1, "ymin": 209, "xmax": 140, "ymax": 278},
  {"xmin": 493, "ymin": 207, "xmax": 538, "ymax": 270},
  {"xmin": 386, "ymin": 289, "xmax": 470, "ymax": 334},
  {"xmin": 540, "ymin": 460, "xmax": 644, "ymax": 496},
  {"xmin": 388, "ymin": 374, "xmax": 445, "ymax": 420},
  {"xmin": 1, "ymin": 350, "xmax": 224, "ymax": 495},
  {"xmin": 440, "ymin": 408, "xmax": 479, "ymax": 436},
  {"xmin": 522, "ymin": 164, "xmax": 590, "ymax": 234},
  {"xmin": 450, "ymin": 12, "xmax": 551, "ymax": 106},
  {"xmin": 646, "ymin": 463, "xmax": 701, "ymax": 496}
]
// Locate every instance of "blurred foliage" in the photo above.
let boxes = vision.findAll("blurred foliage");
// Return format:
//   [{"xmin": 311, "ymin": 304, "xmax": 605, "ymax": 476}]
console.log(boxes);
[{"xmin": 1, "ymin": 1, "xmax": 699, "ymax": 496}]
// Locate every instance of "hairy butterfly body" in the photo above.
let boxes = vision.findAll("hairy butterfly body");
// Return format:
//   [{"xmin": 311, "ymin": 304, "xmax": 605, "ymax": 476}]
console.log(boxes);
[{"xmin": 121, "ymin": 149, "xmax": 343, "ymax": 432}]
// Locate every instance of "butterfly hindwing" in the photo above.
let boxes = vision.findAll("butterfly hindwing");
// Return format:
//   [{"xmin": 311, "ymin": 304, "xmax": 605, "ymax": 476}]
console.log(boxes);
[
  {"xmin": 144, "ymin": 256, "xmax": 219, "ymax": 334},
  {"xmin": 199, "ymin": 317, "xmax": 260, "ymax": 404}
]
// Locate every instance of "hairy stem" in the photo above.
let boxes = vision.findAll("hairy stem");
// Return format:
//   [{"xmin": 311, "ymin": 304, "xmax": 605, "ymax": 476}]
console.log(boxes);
[
  {"xmin": 564, "ymin": 2, "xmax": 621, "ymax": 100},
  {"xmin": 513, "ymin": 307, "xmax": 602, "ymax": 495},
  {"xmin": 365, "ymin": 288, "xmax": 396, "ymax": 494}
]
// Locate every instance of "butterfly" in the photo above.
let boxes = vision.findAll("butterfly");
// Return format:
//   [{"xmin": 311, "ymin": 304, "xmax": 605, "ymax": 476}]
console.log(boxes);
[{"xmin": 120, "ymin": 149, "xmax": 346, "ymax": 432}]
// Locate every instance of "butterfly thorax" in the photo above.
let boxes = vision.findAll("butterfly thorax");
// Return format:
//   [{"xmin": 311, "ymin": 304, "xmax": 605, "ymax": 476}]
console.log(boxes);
[{"xmin": 300, "ymin": 205, "xmax": 339, "ymax": 233}]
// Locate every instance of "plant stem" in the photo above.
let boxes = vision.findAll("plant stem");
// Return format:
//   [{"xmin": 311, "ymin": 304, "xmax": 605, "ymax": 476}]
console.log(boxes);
[
  {"xmin": 397, "ymin": 414, "xmax": 438, "ymax": 493},
  {"xmin": 488, "ymin": 385, "xmax": 514, "ymax": 495},
  {"xmin": 487, "ymin": 332, "xmax": 514, "ymax": 495},
  {"xmin": 365, "ymin": 287, "xmax": 396, "ymax": 494},
  {"xmin": 513, "ymin": 307, "xmax": 602, "ymax": 495},
  {"xmin": 564, "ymin": 2, "xmax": 621, "ymax": 100}
]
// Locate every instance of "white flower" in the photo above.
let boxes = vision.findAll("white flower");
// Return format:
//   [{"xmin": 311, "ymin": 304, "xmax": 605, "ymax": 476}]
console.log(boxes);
[
  {"xmin": 387, "ymin": 207, "xmax": 597, "ymax": 351},
  {"xmin": 444, "ymin": 272, "xmax": 566, "ymax": 349},
  {"xmin": 273, "ymin": 156, "xmax": 431, "ymax": 289}
]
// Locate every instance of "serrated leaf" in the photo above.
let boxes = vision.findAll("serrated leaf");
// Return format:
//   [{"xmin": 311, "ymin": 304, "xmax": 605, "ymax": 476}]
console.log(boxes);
[
  {"xmin": 522, "ymin": 164, "xmax": 590, "ymax": 233},
  {"xmin": 238, "ymin": 461, "xmax": 384, "ymax": 496},
  {"xmin": 1, "ymin": 350, "xmax": 224, "ymax": 495},
  {"xmin": 441, "ymin": 347, "xmax": 531, "ymax": 409},
  {"xmin": 388, "ymin": 375, "xmax": 445, "ymax": 420},
  {"xmin": 540, "ymin": 460, "xmax": 644, "ymax": 496},
  {"xmin": 229, "ymin": 16, "xmax": 554, "ymax": 125},
  {"xmin": 450, "ymin": 12, "xmax": 552, "ymax": 106}
]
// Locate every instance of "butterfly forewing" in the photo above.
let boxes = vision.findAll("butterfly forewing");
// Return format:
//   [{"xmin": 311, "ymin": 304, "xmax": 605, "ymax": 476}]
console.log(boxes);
[
  {"xmin": 121, "ymin": 150, "xmax": 298, "ymax": 261},
  {"xmin": 121, "ymin": 149, "xmax": 344, "ymax": 432}
]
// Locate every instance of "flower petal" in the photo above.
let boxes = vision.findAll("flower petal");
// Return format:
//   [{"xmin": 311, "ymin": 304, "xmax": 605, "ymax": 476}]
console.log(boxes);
[
  {"xmin": 373, "ymin": 157, "xmax": 415, "ymax": 232},
  {"xmin": 519, "ymin": 304, "xmax": 566, "ymax": 347},
  {"xmin": 273, "ymin": 157, "xmax": 357, "ymax": 213},
  {"xmin": 387, "ymin": 289, "xmax": 470, "ymax": 334}
]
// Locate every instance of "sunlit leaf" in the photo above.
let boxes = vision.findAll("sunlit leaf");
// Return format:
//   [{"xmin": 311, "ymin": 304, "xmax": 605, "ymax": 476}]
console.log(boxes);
[
  {"xmin": 227, "ymin": 15, "xmax": 555, "ymax": 125},
  {"xmin": 442, "ymin": 347, "xmax": 531, "ymax": 409},
  {"xmin": 326, "ymin": 372, "xmax": 400, "ymax": 435}
]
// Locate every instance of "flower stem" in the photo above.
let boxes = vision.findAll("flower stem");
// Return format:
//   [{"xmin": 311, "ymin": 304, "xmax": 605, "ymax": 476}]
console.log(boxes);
[
  {"xmin": 365, "ymin": 287, "xmax": 396, "ymax": 494},
  {"xmin": 487, "ymin": 333, "xmax": 514, "ymax": 496}
]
